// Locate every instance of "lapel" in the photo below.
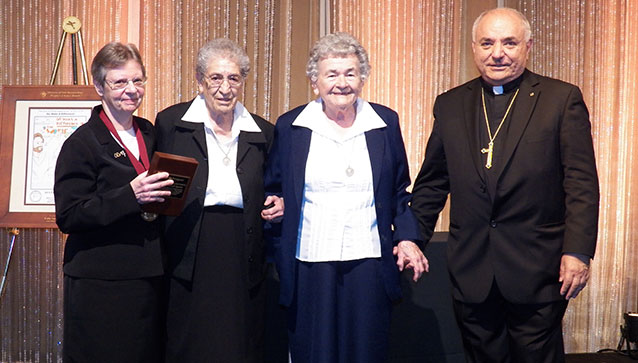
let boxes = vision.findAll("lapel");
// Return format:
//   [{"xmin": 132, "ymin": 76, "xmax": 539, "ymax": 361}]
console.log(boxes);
[
  {"xmin": 174, "ymin": 120, "xmax": 208, "ymax": 158},
  {"xmin": 89, "ymin": 109, "xmax": 136, "ymax": 168},
  {"xmin": 364, "ymin": 128, "xmax": 384, "ymax": 194},
  {"xmin": 290, "ymin": 125, "xmax": 312, "ymax": 208},
  {"xmin": 236, "ymin": 130, "xmax": 267, "ymax": 167},
  {"xmin": 463, "ymin": 79, "xmax": 486, "ymax": 183},
  {"xmin": 137, "ymin": 117, "xmax": 155, "ymax": 160},
  {"xmin": 493, "ymin": 71, "xmax": 540, "ymax": 179}
]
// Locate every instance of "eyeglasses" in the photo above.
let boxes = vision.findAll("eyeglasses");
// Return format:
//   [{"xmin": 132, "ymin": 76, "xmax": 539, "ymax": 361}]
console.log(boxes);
[
  {"xmin": 104, "ymin": 78, "xmax": 147, "ymax": 90},
  {"xmin": 204, "ymin": 73, "xmax": 243, "ymax": 88}
]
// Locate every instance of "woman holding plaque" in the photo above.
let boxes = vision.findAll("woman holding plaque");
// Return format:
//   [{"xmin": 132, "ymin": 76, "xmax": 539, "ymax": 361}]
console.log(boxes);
[
  {"xmin": 262, "ymin": 32, "xmax": 428, "ymax": 362},
  {"xmin": 54, "ymin": 42, "xmax": 173, "ymax": 362},
  {"xmin": 155, "ymin": 38, "xmax": 279, "ymax": 362}
]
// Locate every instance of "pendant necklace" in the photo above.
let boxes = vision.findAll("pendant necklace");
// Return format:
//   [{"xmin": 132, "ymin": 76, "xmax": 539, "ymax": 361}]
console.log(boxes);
[
  {"xmin": 344, "ymin": 137, "xmax": 357, "ymax": 177},
  {"xmin": 211, "ymin": 132, "xmax": 234, "ymax": 166},
  {"xmin": 480, "ymin": 88, "xmax": 519, "ymax": 169}
]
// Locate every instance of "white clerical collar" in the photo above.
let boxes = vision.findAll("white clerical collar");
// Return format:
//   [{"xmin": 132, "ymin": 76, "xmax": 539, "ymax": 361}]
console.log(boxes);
[
  {"xmin": 181, "ymin": 94, "xmax": 262, "ymax": 137},
  {"xmin": 292, "ymin": 98, "xmax": 386, "ymax": 141},
  {"xmin": 493, "ymin": 85, "xmax": 504, "ymax": 95}
]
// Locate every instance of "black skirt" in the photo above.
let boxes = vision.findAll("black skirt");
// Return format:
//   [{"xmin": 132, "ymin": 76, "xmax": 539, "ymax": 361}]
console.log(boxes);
[
  {"xmin": 165, "ymin": 206, "xmax": 266, "ymax": 362},
  {"xmin": 63, "ymin": 275, "xmax": 164, "ymax": 362}
]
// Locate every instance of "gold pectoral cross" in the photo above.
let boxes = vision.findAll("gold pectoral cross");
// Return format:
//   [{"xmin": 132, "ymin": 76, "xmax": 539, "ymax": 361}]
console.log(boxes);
[{"xmin": 481, "ymin": 141, "xmax": 494, "ymax": 169}]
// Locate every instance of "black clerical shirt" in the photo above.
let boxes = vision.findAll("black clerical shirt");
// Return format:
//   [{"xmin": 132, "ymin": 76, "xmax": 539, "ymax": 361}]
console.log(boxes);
[{"xmin": 478, "ymin": 72, "xmax": 525, "ymax": 201}]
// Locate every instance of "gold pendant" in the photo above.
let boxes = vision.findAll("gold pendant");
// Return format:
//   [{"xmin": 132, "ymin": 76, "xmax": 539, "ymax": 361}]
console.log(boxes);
[{"xmin": 480, "ymin": 141, "xmax": 494, "ymax": 169}]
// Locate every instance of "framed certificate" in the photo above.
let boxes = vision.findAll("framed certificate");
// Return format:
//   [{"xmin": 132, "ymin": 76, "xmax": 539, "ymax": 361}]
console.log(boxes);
[{"xmin": 0, "ymin": 85, "xmax": 101, "ymax": 228}]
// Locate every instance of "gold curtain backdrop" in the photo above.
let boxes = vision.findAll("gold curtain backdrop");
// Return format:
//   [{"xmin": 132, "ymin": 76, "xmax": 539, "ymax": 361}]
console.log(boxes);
[
  {"xmin": 0, "ymin": 0, "xmax": 124, "ymax": 87},
  {"xmin": 1, "ymin": 0, "xmax": 638, "ymax": 360},
  {"xmin": 138, "ymin": 0, "xmax": 321, "ymax": 122},
  {"xmin": 330, "ymin": 0, "xmax": 463, "ymax": 231}
]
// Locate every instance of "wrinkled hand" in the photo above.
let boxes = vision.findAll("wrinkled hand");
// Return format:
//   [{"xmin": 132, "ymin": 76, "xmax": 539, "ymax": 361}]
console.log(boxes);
[
  {"xmin": 393, "ymin": 241, "xmax": 429, "ymax": 282},
  {"xmin": 130, "ymin": 171, "xmax": 174, "ymax": 204},
  {"xmin": 261, "ymin": 195, "xmax": 284, "ymax": 222},
  {"xmin": 559, "ymin": 253, "xmax": 591, "ymax": 300}
]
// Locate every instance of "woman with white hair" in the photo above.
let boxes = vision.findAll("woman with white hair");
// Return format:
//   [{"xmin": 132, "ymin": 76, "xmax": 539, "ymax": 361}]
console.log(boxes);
[
  {"xmin": 262, "ymin": 32, "xmax": 428, "ymax": 362},
  {"xmin": 155, "ymin": 38, "xmax": 280, "ymax": 362}
]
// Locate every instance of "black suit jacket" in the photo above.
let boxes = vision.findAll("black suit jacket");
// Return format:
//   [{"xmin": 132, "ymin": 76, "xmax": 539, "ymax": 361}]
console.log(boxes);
[
  {"xmin": 55, "ymin": 105, "xmax": 164, "ymax": 279},
  {"xmin": 411, "ymin": 70, "xmax": 599, "ymax": 304},
  {"xmin": 155, "ymin": 100, "xmax": 274, "ymax": 286}
]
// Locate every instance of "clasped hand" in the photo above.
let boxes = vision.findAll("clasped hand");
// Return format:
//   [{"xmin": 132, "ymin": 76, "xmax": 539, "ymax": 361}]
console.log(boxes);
[
  {"xmin": 394, "ymin": 241, "xmax": 429, "ymax": 282},
  {"xmin": 261, "ymin": 195, "xmax": 284, "ymax": 222}
]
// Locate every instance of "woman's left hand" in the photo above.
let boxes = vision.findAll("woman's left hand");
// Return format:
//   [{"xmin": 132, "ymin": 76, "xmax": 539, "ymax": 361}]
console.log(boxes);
[
  {"xmin": 130, "ymin": 171, "xmax": 174, "ymax": 204},
  {"xmin": 261, "ymin": 195, "xmax": 284, "ymax": 222},
  {"xmin": 393, "ymin": 241, "xmax": 429, "ymax": 282}
]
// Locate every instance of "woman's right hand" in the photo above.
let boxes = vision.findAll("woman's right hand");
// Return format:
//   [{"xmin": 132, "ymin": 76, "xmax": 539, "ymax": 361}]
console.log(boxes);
[{"xmin": 130, "ymin": 171, "xmax": 174, "ymax": 204}]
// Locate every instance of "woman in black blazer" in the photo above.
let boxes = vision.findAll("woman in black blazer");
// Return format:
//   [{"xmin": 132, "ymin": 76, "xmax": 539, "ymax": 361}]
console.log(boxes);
[
  {"xmin": 155, "ymin": 38, "xmax": 279, "ymax": 362},
  {"xmin": 54, "ymin": 42, "xmax": 173, "ymax": 362}
]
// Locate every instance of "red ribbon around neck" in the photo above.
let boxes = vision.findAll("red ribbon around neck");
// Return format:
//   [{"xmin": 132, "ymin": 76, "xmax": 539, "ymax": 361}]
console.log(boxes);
[{"xmin": 99, "ymin": 109, "xmax": 150, "ymax": 175}]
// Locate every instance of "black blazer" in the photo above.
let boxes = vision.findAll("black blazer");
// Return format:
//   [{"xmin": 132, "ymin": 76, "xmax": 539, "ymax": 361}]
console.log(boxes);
[
  {"xmin": 155, "ymin": 100, "xmax": 274, "ymax": 286},
  {"xmin": 411, "ymin": 70, "xmax": 599, "ymax": 304},
  {"xmin": 55, "ymin": 105, "xmax": 164, "ymax": 280}
]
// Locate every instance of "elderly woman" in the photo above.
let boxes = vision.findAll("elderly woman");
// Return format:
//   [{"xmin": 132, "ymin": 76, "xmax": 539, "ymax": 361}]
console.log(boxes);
[
  {"xmin": 261, "ymin": 32, "xmax": 428, "ymax": 362},
  {"xmin": 55, "ymin": 42, "xmax": 173, "ymax": 362},
  {"xmin": 155, "ymin": 38, "xmax": 278, "ymax": 362}
]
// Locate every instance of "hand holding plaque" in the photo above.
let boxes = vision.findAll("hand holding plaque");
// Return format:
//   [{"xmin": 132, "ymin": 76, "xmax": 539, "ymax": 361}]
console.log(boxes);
[{"xmin": 141, "ymin": 152, "xmax": 198, "ymax": 216}]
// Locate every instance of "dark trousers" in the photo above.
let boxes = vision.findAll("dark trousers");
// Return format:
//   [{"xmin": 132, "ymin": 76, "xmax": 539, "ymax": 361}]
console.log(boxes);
[
  {"xmin": 63, "ymin": 275, "xmax": 164, "ymax": 363},
  {"xmin": 287, "ymin": 259, "xmax": 392, "ymax": 363},
  {"xmin": 453, "ymin": 280, "xmax": 568, "ymax": 363}
]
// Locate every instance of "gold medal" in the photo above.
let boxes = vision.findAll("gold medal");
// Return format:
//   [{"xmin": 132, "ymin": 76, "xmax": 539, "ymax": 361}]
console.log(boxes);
[{"xmin": 141, "ymin": 212, "xmax": 158, "ymax": 222}]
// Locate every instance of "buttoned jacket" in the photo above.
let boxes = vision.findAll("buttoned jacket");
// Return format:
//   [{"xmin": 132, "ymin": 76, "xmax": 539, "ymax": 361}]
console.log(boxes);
[
  {"xmin": 411, "ymin": 70, "xmax": 600, "ymax": 304},
  {"xmin": 155, "ymin": 100, "xmax": 274, "ymax": 286},
  {"xmin": 55, "ymin": 105, "xmax": 164, "ymax": 279}
]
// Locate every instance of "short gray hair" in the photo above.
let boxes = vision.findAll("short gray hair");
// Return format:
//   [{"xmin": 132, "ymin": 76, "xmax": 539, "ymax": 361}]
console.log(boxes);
[
  {"xmin": 91, "ymin": 42, "xmax": 145, "ymax": 87},
  {"xmin": 306, "ymin": 32, "xmax": 370, "ymax": 83},
  {"xmin": 195, "ymin": 38, "xmax": 250, "ymax": 78},
  {"xmin": 472, "ymin": 7, "xmax": 532, "ymax": 43}
]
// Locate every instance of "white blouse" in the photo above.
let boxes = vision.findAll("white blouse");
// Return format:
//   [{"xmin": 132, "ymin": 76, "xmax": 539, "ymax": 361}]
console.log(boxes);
[
  {"xmin": 293, "ymin": 98, "xmax": 386, "ymax": 262},
  {"xmin": 181, "ymin": 94, "xmax": 262, "ymax": 208},
  {"xmin": 114, "ymin": 127, "xmax": 140, "ymax": 160}
]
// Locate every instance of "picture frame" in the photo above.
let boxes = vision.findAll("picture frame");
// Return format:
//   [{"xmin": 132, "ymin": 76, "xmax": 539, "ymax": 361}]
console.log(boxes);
[{"xmin": 0, "ymin": 85, "xmax": 101, "ymax": 228}]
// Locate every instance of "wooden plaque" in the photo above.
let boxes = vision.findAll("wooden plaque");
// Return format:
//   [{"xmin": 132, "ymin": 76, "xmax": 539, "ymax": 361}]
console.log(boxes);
[{"xmin": 142, "ymin": 151, "xmax": 198, "ymax": 216}]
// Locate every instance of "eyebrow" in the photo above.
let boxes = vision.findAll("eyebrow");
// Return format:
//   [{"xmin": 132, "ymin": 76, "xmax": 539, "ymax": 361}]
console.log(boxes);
[
  {"xmin": 326, "ymin": 67, "xmax": 357, "ymax": 73},
  {"xmin": 477, "ymin": 36, "xmax": 520, "ymax": 43}
]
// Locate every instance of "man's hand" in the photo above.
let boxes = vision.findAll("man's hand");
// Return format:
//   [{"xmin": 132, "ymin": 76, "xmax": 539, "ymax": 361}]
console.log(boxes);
[
  {"xmin": 260, "ymin": 195, "xmax": 284, "ymax": 222},
  {"xmin": 559, "ymin": 253, "xmax": 591, "ymax": 300},
  {"xmin": 393, "ymin": 241, "xmax": 429, "ymax": 282}
]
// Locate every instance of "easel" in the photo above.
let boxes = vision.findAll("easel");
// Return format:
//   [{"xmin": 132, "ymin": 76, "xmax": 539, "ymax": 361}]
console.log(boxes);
[
  {"xmin": 1, "ymin": 17, "xmax": 89, "ymax": 301},
  {"xmin": 0, "ymin": 229, "xmax": 19, "ymax": 299},
  {"xmin": 50, "ymin": 16, "xmax": 89, "ymax": 85}
]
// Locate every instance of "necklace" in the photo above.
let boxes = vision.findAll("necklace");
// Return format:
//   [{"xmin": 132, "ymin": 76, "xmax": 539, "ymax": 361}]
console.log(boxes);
[
  {"xmin": 480, "ymin": 88, "xmax": 519, "ymax": 169},
  {"xmin": 343, "ymin": 136, "xmax": 359, "ymax": 177},
  {"xmin": 210, "ymin": 132, "xmax": 234, "ymax": 166}
]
